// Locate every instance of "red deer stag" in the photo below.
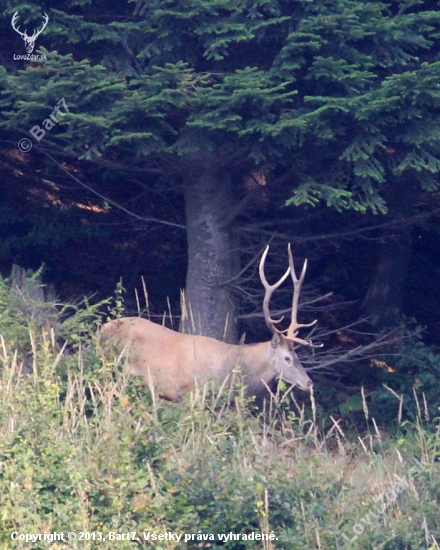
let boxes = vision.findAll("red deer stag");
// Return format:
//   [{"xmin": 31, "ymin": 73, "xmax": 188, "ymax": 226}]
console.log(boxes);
[{"xmin": 100, "ymin": 245, "xmax": 318, "ymax": 401}]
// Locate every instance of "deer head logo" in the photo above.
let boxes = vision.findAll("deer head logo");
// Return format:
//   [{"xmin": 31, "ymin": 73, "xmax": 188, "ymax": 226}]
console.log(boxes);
[{"xmin": 11, "ymin": 11, "xmax": 49, "ymax": 54}]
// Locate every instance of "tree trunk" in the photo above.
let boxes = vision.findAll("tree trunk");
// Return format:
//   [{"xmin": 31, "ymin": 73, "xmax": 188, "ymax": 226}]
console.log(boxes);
[
  {"xmin": 362, "ymin": 230, "xmax": 411, "ymax": 326},
  {"xmin": 362, "ymin": 177, "xmax": 413, "ymax": 327},
  {"xmin": 181, "ymin": 154, "xmax": 239, "ymax": 343}
]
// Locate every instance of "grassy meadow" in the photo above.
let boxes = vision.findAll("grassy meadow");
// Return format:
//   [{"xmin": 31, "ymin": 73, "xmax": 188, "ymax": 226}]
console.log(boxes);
[{"xmin": 0, "ymin": 275, "xmax": 439, "ymax": 549}]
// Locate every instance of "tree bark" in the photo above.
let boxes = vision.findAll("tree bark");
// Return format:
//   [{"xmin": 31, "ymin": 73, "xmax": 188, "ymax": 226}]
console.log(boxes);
[
  {"xmin": 362, "ymin": 230, "xmax": 411, "ymax": 326},
  {"xmin": 181, "ymin": 153, "xmax": 239, "ymax": 343},
  {"xmin": 362, "ymin": 177, "xmax": 413, "ymax": 327}
]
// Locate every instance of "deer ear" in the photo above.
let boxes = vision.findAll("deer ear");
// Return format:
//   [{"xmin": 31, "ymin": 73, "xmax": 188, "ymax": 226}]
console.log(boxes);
[{"xmin": 270, "ymin": 332, "xmax": 281, "ymax": 348}]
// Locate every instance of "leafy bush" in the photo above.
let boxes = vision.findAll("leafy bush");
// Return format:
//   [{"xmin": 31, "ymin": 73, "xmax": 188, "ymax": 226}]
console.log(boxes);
[{"xmin": 370, "ymin": 325, "xmax": 440, "ymax": 425}]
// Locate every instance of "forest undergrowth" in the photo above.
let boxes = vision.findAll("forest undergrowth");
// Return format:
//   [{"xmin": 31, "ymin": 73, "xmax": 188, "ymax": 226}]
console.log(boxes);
[{"xmin": 0, "ymin": 271, "xmax": 438, "ymax": 550}]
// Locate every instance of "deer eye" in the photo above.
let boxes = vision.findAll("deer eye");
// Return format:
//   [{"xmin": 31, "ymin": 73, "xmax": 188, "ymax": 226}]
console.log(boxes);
[{"xmin": 284, "ymin": 355, "xmax": 292, "ymax": 364}]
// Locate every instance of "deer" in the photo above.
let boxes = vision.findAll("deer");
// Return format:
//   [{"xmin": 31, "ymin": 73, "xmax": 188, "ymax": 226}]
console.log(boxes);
[
  {"xmin": 11, "ymin": 11, "xmax": 49, "ymax": 54},
  {"xmin": 100, "ymin": 245, "xmax": 319, "ymax": 401}
]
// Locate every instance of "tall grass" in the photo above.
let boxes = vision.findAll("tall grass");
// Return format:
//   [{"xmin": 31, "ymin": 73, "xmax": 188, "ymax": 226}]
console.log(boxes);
[
  {"xmin": 0, "ymin": 275, "xmax": 438, "ymax": 549},
  {"xmin": 0, "ymin": 326, "xmax": 438, "ymax": 549}
]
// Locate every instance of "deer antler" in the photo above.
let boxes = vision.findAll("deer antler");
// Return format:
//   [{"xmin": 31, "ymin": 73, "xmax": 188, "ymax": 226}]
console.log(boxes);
[
  {"xmin": 285, "ymin": 244, "xmax": 318, "ymax": 346},
  {"xmin": 259, "ymin": 245, "xmax": 290, "ymax": 333},
  {"xmin": 259, "ymin": 244, "xmax": 320, "ymax": 347},
  {"xmin": 34, "ymin": 13, "xmax": 49, "ymax": 38},
  {"xmin": 11, "ymin": 12, "xmax": 26, "ymax": 39}
]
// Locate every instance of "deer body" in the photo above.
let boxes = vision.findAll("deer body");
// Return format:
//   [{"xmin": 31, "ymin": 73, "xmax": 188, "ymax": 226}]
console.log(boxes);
[
  {"xmin": 100, "ymin": 317, "xmax": 313, "ymax": 400},
  {"xmin": 101, "ymin": 245, "xmax": 319, "ymax": 401}
]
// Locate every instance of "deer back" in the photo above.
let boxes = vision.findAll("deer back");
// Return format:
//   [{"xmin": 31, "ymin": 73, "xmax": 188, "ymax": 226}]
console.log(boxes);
[{"xmin": 100, "ymin": 317, "xmax": 242, "ymax": 400}]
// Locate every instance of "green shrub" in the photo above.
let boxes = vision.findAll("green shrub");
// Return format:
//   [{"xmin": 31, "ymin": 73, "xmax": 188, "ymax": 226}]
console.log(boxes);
[{"xmin": 370, "ymin": 325, "xmax": 440, "ymax": 425}]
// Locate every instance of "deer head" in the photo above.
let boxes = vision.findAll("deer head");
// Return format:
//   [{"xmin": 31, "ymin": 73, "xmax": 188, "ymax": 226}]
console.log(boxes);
[{"xmin": 259, "ymin": 244, "xmax": 319, "ymax": 390}]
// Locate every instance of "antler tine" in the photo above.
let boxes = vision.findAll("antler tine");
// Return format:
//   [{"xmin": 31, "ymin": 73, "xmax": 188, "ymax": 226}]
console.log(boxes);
[
  {"xmin": 38, "ymin": 13, "xmax": 49, "ymax": 33},
  {"xmin": 30, "ymin": 13, "xmax": 49, "ymax": 39},
  {"xmin": 11, "ymin": 12, "xmax": 25, "ymax": 37},
  {"xmin": 259, "ymin": 245, "xmax": 290, "ymax": 333},
  {"xmin": 286, "ymin": 244, "xmax": 317, "ymax": 343}
]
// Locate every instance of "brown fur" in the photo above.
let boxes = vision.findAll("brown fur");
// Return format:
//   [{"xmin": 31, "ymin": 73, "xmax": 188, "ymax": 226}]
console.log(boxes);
[{"xmin": 100, "ymin": 317, "xmax": 313, "ymax": 401}]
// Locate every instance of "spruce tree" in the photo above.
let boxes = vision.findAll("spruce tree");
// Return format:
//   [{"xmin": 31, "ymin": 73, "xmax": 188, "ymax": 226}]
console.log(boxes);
[{"xmin": 1, "ymin": 0, "xmax": 439, "ymax": 338}]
